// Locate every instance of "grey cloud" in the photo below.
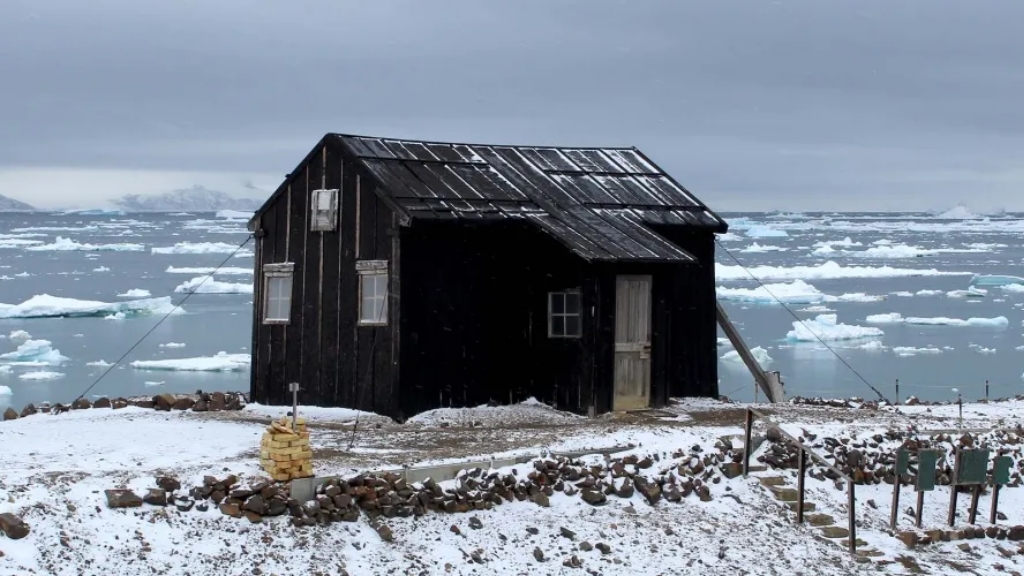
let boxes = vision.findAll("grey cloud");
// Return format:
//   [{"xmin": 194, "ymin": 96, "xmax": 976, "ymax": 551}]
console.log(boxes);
[{"xmin": 1, "ymin": 0, "xmax": 1023, "ymax": 210}]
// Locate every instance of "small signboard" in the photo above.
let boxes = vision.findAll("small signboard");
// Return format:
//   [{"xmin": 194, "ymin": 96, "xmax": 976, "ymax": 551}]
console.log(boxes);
[
  {"xmin": 895, "ymin": 449, "xmax": 910, "ymax": 476},
  {"xmin": 956, "ymin": 449, "xmax": 991, "ymax": 485},
  {"xmin": 994, "ymin": 455, "xmax": 1013, "ymax": 486},
  {"xmin": 916, "ymin": 450, "xmax": 939, "ymax": 492}
]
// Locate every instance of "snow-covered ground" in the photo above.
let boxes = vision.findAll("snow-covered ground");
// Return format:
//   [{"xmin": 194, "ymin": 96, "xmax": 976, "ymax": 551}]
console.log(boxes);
[{"xmin": 3, "ymin": 397, "xmax": 1024, "ymax": 575}]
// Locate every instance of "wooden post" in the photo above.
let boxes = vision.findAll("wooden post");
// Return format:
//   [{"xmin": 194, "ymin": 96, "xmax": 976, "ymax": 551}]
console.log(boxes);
[
  {"xmin": 848, "ymin": 482, "xmax": 857, "ymax": 554},
  {"xmin": 889, "ymin": 471, "xmax": 901, "ymax": 531},
  {"xmin": 742, "ymin": 409, "xmax": 753, "ymax": 478},
  {"xmin": 948, "ymin": 448, "xmax": 961, "ymax": 526},
  {"xmin": 895, "ymin": 379, "xmax": 899, "ymax": 405},
  {"xmin": 796, "ymin": 448, "xmax": 806, "ymax": 524},
  {"xmin": 985, "ymin": 380, "xmax": 989, "ymax": 400},
  {"xmin": 289, "ymin": 382, "xmax": 300, "ymax": 431},
  {"xmin": 968, "ymin": 484, "xmax": 981, "ymax": 525},
  {"xmin": 915, "ymin": 490, "xmax": 924, "ymax": 528},
  {"xmin": 990, "ymin": 483, "xmax": 1002, "ymax": 524}
]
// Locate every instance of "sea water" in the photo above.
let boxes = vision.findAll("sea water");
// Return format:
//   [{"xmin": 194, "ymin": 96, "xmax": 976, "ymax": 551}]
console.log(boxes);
[{"xmin": 1, "ymin": 210, "xmax": 1023, "ymax": 410}]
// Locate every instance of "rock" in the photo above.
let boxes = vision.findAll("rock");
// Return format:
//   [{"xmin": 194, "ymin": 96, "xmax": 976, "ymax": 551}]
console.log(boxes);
[
  {"xmin": 533, "ymin": 547, "xmax": 545, "ymax": 562},
  {"xmin": 243, "ymin": 510, "xmax": 263, "ymax": 523},
  {"xmin": 2, "ymin": 408, "xmax": 16, "ymax": 421},
  {"xmin": 175, "ymin": 499, "xmax": 195, "ymax": 512},
  {"xmin": 526, "ymin": 527, "xmax": 539, "ymax": 535},
  {"xmin": 720, "ymin": 462, "xmax": 743, "ymax": 479},
  {"xmin": 563, "ymin": 555, "xmax": 582, "ymax": 569},
  {"xmin": 531, "ymin": 492, "xmax": 550, "ymax": 507},
  {"xmin": 155, "ymin": 476, "xmax": 181, "ymax": 492},
  {"xmin": 897, "ymin": 531, "xmax": 918, "ymax": 548},
  {"xmin": 596, "ymin": 543, "xmax": 611, "ymax": 555},
  {"xmin": 469, "ymin": 516, "xmax": 483, "ymax": 530},
  {"xmin": 450, "ymin": 525, "xmax": 461, "ymax": 536},
  {"xmin": 957, "ymin": 543, "xmax": 971, "ymax": 552},
  {"xmin": 143, "ymin": 489, "xmax": 168, "ymax": 506},
  {"xmin": 1008, "ymin": 526, "xmax": 1024, "ymax": 542},
  {"xmin": 112, "ymin": 399, "xmax": 128, "ymax": 410},
  {"xmin": 172, "ymin": 398, "xmax": 195, "ymax": 411},
  {"xmin": 219, "ymin": 503, "xmax": 242, "ymax": 518},
  {"xmin": 376, "ymin": 524, "xmax": 394, "ymax": 542},
  {"xmin": 580, "ymin": 489, "xmax": 606, "ymax": 506},
  {"xmin": 560, "ymin": 527, "xmax": 576, "ymax": 540},
  {"xmin": 210, "ymin": 392, "xmax": 226, "ymax": 411},
  {"xmin": 820, "ymin": 526, "xmax": 850, "ymax": 539},
  {"xmin": 71, "ymin": 398, "xmax": 92, "ymax": 410},
  {"xmin": 579, "ymin": 541, "xmax": 593, "ymax": 552},
  {"xmin": 154, "ymin": 394, "xmax": 176, "ymax": 411},
  {"xmin": 192, "ymin": 399, "xmax": 208, "ymax": 412},
  {"xmin": 0, "ymin": 513, "xmax": 30, "ymax": 539},
  {"xmin": 766, "ymin": 427, "xmax": 784, "ymax": 442},
  {"xmin": 105, "ymin": 490, "xmax": 143, "ymax": 508},
  {"xmin": 19, "ymin": 404, "xmax": 36, "ymax": 418},
  {"xmin": 93, "ymin": 397, "xmax": 112, "ymax": 409},
  {"xmin": 244, "ymin": 495, "xmax": 265, "ymax": 515}
]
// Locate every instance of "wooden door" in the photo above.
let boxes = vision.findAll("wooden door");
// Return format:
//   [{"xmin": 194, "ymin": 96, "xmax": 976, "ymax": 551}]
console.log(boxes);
[{"xmin": 613, "ymin": 275, "xmax": 652, "ymax": 411}]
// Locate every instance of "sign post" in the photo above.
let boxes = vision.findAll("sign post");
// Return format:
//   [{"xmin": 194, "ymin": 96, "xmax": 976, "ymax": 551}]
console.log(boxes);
[
  {"xmin": 915, "ymin": 449, "xmax": 939, "ymax": 528},
  {"xmin": 890, "ymin": 449, "xmax": 910, "ymax": 530},
  {"xmin": 991, "ymin": 455, "xmax": 1013, "ymax": 524},
  {"xmin": 289, "ymin": 382, "xmax": 300, "ymax": 431}
]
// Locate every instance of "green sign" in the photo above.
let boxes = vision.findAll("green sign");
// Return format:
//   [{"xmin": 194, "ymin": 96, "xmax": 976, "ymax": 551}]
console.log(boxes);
[
  {"xmin": 994, "ymin": 456, "xmax": 1013, "ymax": 486},
  {"xmin": 917, "ymin": 450, "xmax": 939, "ymax": 492},
  {"xmin": 895, "ymin": 449, "xmax": 910, "ymax": 476},
  {"xmin": 956, "ymin": 449, "xmax": 991, "ymax": 485}
]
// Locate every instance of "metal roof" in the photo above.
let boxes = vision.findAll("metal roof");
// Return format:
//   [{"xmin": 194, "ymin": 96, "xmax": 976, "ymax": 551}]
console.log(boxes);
[{"xmin": 336, "ymin": 135, "xmax": 726, "ymax": 263}]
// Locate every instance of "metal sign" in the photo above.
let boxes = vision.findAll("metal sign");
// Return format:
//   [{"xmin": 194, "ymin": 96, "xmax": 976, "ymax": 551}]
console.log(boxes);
[
  {"xmin": 994, "ymin": 455, "xmax": 1013, "ymax": 486},
  {"xmin": 895, "ymin": 449, "xmax": 910, "ymax": 476},
  {"xmin": 956, "ymin": 449, "xmax": 991, "ymax": 485},
  {"xmin": 916, "ymin": 450, "xmax": 939, "ymax": 492}
]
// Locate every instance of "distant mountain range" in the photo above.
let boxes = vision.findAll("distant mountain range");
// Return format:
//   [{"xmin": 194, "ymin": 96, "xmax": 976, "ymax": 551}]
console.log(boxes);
[
  {"xmin": 111, "ymin": 186, "xmax": 263, "ymax": 213},
  {"xmin": 0, "ymin": 194, "xmax": 36, "ymax": 211}
]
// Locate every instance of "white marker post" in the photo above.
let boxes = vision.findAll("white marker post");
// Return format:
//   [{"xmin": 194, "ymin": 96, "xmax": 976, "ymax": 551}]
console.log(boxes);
[{"xmin": 289, "ymin": 382, "xmax": 300, "ymax": 431}]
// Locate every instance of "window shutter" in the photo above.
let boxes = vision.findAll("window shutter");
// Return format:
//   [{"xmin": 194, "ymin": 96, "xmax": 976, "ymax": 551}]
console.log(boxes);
[{"xmin": 310, "ymin": 189, "xmax": 339, "ymax": 231}]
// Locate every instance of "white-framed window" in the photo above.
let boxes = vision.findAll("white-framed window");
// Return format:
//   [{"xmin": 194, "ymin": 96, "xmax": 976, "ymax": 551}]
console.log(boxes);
[
  {"xmin": 310, "ymin": 188, "xmax": 339, "ymax": 232},
  {"xmin": 548, "ymin": 290, "xmax": 582, "ymax": 338},
  {"xmin": 263, "ymin": 263, "xmax": 294, "ymax": 324},
  {"xmin": 357, "ymin": 260, "xmax": 388, "ymax": 325}
]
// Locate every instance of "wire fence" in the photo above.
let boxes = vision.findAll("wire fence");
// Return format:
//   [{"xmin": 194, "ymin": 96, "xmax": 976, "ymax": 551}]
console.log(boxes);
[{"xmin": 724, "ymin": 378, "xmax": 1024, "ymax": 403}]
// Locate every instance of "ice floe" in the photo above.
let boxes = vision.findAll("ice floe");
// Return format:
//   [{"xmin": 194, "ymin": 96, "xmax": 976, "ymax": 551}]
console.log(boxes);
[
  {"xmin": 935, "ymin": 204, "xmax": 983, "ymax": 219},
  {"xmin": 165, "ymin": 266, "xmax": 252, "ymax": 275},
  {"xmin": 0, "ymin": 385, "xmax": 11, "ymax": 395},
  {"xmin": 717, "ymin": 280, "xmax": 885, "ymax": 305},
  {"xmin": 812, "ymin": 237, "xmax": 863, "ymax": 248},
  {"xmin": 216, "ymin": 210, "xmax": 253, "ymax": 220},
  {"xmin": 721, "ymin": 346, "xmax": 773, "ymax": 367},
  {"xmin": 173, "ymin": 276, "xmax": 253, "ymax": 295},
  {"xmin": 744, "ymin": 226, "xmax": 788, "ymax": 238},
  {"xmin": 9, "ymin": 330, "xmax": 31, "ymax": 340},
  {"xmin": 86, "ymin": 360, "xmax": 113, "ymax": 367},
  {"xmin": 0, "ymin": 340, "xmax": 68, "ymax": 365},
  {"xmin": 92, "ymin": 266, "xmax": 111, "ymax": 272},
  {"xmin": 863, "ymin": 312, "xmax": 1008, "ymax": 327},
  {"xmin": 946, "ymin": 287, "xmax": 987, "ymax": 298},
  {"xmin": 25, "ymin": 236, "xmax": 145, "ymax": 252},
  {"xmin": 716, "ymin": 260, "xmax": 969, "ymax": 281},
  {"xmin": 130, "ymin": 351, "xmax": 250, "ymax": 372},
  {"xmin": 968, "ymin": 344, "xmax": 996, "ymax": 354},
  {"xmin": 117, "ymin": 289, "xmax": 152, "ymax": 298},
  {"xmin": 738, "ymin": 242, "xmax": 787, "ymax": 253},
  {"xmin": 18, "ymin": 370, "xmax": 64, "ymax": 380},
  {"xmin": 786, "ymin": 314, "xmax": 884, "ymax": 342},
  {"xmin": 893, "ymin": 346, "xmax": 945, "ymax": 356},
  {"xmin": 971, "ymin": 274, "xmax": 1024, "ymax": 287},
  {"xmin": 151, "ymin": 242, "xmax": 253, "ymax": 256},
  {"xmin": 0, "ymin": 295, "xmax": 182, "ymax": 319},
  {"xmin": 160, "ymin": 342, "xmax": 186, "ymax": 348}
]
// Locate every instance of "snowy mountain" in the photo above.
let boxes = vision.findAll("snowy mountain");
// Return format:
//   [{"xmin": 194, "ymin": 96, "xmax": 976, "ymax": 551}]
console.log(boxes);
[
  {"xmin": 111, "ymin": 186, "xmax": 263, "ymax": 213},
  {"xmin": 0, "ymin": 194, "xmax": 37, "ymax": 212}
]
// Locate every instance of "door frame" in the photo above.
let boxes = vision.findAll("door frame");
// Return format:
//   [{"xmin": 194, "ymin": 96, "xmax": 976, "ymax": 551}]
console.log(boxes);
[{"xmin": 612, "ymin": 274, "xmax": 653, "ymax": 411}]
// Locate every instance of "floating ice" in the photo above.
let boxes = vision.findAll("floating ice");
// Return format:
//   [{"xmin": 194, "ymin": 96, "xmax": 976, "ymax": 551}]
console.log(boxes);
[
  {"xmin": 104, "ymin": 312, "xmax": 127, "ymax": 320},
  {"xmin": 786, "ymin": 314, "xmax": 884, "ymax": 342},
  {"xmin": 86, "ymin": 360, "xmax": 112, "ymax": 367},
  {"xmin": 865, "ymin": 313, "xmax": 904, "ymax": 324},
  {"xmin": 965, "ymin": 243, "xmax": 1007, "ymax": 250},
  {"xmin": 905, "ymin": 316, "xmax": 1008, "ymax": 327},
  {"xmin": 968, "ymin": 344, "xmax": 996, "ymax": 354},
  {"xmin": 721, "ymin": 346, "xmax": 773, "ymax": 367},
  {"xmin": 893, "ymin": 346, "xmax": 944, "ymax": 356},
  {"xmin": 174, "ymin": 277, "xmax": 253, "ymax": 295},
  {"xmin": 0, "ymin": 295, "xmax": 182, "ymax": 319},
  {"xmin": 716, "ymin": 260, "xmax": 968, "ymax": 281},
  {"xmin": 717, "ymin": 337, "xmax": 732, "ymax": 347},
  {"xmin": 718, "ymin": 280, "xmax": 824, "ymax": 305},
  {"xmin": 798, "ymin": 305, "xmax": 833, "ymax": 313},
  {"xmin": 160, "ymin": 342, "xmax": 187, "ymax": 349},
  {"xmin": 1002, "ymin": 284, "xmax": 1024, "ymax": 293},
  {"xmin": 812, "ymin": 237, "xmax": 862, "ymax": 248},
  {"xmin": 739, "ymin": 242, "xmax": 787, "ymax": 253},
  {"xmin": 25, "ymin": 236, "xmax": 145, "ymax": 252},
  {"xmin": 889, "ymin": 291, "xmax": 914, "ymax": 297},
  {"xmin": 117, "ymin": 289, "xmax": 152, "ymax": 298},
  {"xmin": 144, "ymin": 381, "xmax": 165, "ymax": 387},
  {"xmin": 0, "ymin": 385, "xmax": 10, "ymax": 395},
  {"xmin": 9, "ymin": 330, "xmax": 31, "ymax": 340},
  {"xmin": 130, "ymin": 351, "xmax": 250, "ymax": 372},
  {"xmin": 856, "ymin": 341, "xmax": 887, "ymax": 351},
  {"xmin": 970, "ymin": 274, "xmax": 1024, "ymax": 287},
  {"xmin": 19, "ymin": 370, "xmax": 64, "ymax": 380},
  {"xmin": 715, "ymin": 232, "xmax": 743, "ymax": 242},
  {"xmin": 947, "ymin": 287, "xmax": 987, "ymax": 298},
  {"xmin": 915, "ymin": 289, "xmax": 944, "ymax": 296},
  {"xmin": 744, "ymin": 226, "xmax": 789, "ymax": 238},
  {"xmin": 0, "ymin": 340, "xmax": 68, "ymax": 364},
  {"xmin": 152, "ymin": 242, "xmax": 253, "ymax": 256},
  {"xmin": 0, "ymin": 238, "xmax": 44, "ymax": 248},
  {"xmin": 165, "ymin": 266, "xmax": 252, "ymax": 275},
  {"xmin": 935, "ymin": 204, "xmax": 982, "ymax": 219},
  {"xmin": 216, "ymin": 210, "xmax": 253, "ymax": 220},
  {"xmin": 93, "ymin": 266, "xmax": 111, "ymax": 273}
]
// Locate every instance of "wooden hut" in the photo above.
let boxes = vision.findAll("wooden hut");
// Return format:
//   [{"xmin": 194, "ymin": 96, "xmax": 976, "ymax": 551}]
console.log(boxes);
[{"xmin": 247, "ymin": 134, "xmax": 728, "ymax": 420}]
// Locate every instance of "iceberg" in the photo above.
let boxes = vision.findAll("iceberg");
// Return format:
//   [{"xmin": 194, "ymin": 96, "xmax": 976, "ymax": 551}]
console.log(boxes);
[
  {"xmin": 786, "ymin": 314, "xmax": 884, "ymax": 342},
  {"xmin": 721, "ymin": 346, "xmax": 773, "ymax": 367},
  {"xmin": 970, "ymin": 274, "xmax": 1024, "ymax": 287},
  {"xmin": 130, "ymin": 351, "xmax": 250, "ymax": 372},
  {"xmin": 117, "ymin": 289, "xmax": 152, "ymax": 298},
  {"xmin": 716, "ymin": 260, "xmax": 969, "ymax": 282},
  {"xmin": 25, "ymin": 236, "xmax": 145, "ymax": 252},
  {"xmin": 893, "ymin": 346, "xmax": 944, "ymax": 356},
  {"xmin": 0, "ymin": 386, "xmax": 10, "ymax": 396},
  {"xmin": 18, "ymin": 370, "xmax": 64, "ymax": 380},
  {"xmin": 717, "ymin": 280, "xmax": 824, "ymax": 305},
  {"xmin": 0, "ymin": 294, "xmax": 183, "ymax": 319},
  {"xmin": 152, "ymin": 242, "xmax": 253, "ymax": 256},
  {"xmin": 866, "ymin": 313, "xmax": 1008, "ymax": 327},
  {"xmin": 0, "ymin": 339, "xmax": 68, "ymax": 365},
  {"xmin": 744, "ymin": 226, "xmax": 789, "ymax": 238},
  {"xmin": 865, "ymin": 313, "xmax": 904, "ymax": 324},
  {"xmin": 739, "ymin": 242, "xmax": 787, "ymax": 253},
  {"xmin": 174, "ymin": 277, "xmax": 253, "ymax": 295}
]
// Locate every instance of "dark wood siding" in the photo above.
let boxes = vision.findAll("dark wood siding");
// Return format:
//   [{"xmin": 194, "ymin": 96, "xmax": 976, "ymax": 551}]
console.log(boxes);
[{"xmin": 320, "ymin": 145, "xmax": 343, "ymax": 408}]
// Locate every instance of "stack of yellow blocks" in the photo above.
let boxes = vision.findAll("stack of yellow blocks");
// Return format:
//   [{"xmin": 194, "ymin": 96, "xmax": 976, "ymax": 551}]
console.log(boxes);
[{"xmin": 259, "ymin": 416, "xmax": 313, "ymax": 481}]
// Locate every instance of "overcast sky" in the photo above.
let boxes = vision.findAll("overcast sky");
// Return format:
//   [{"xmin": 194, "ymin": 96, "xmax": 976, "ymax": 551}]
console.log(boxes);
[{"xmin": 2, "ymin": 0, "xmax": 1022, "ymax": 211}]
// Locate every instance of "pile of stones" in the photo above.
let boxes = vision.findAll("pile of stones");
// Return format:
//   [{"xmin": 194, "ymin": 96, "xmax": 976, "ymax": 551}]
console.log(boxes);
[
  {"xmin": 1, "ymin": 390, "xmax": 247, "ymax": 422},
  {"xmin": 758, "ymin": 427, "xmax": 1024, "ymax": 488}
]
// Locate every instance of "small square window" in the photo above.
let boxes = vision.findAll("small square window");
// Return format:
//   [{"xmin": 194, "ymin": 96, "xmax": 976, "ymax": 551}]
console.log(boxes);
[
  {"xmin": 262, "ymin": 263, "xmax": 294, "ymax": 324},
  {"xmin": 357, "ymin": 260, "xmax": 388, "ymax": 325},
  {"xmin": 548, "ymin": 290, "xmax": 582, "ymax": 338},
  {"xmin": 310, "ymin": 188, "xmax": 339, "ymax": 232}
]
